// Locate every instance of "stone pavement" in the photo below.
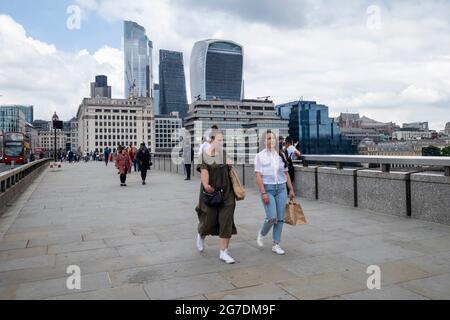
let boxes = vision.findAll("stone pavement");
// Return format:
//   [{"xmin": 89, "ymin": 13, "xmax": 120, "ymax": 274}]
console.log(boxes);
[{"xmin": 0, "ymin": 162, "xmax": 449, "ymax": 300}]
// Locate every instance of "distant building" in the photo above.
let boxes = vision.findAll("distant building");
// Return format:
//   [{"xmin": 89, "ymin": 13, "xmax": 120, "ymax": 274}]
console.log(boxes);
[
  {"xmin": 285, "ymin": 101, "xmax": 355, "ymax": 155},
  {"xmin": 76, "ymin": 97, "xmax": 155, "ymax": 153},
  {"xmin": 402, "ymin": 122, "xmax": 429, "ymax": 132},
  {"xmin": 153, "ymin": 83, "xmax": 160, "ymax": 115},
  {"xmin": 62, "ymin": 118, "xmax": 79, "ymax": 152},
  {"xmin": 393, "ymin": 131, "xmax": 433, "ymax": 141},
  {"xmin": 0, "ymin": 106, "xmax": 26, "ymax": 133},
  {"xmin": 159, "ymin": 50, "xmax": 188, "ymax": 119},
  {"xmin": 184, "ymin": 99, "xmax": 289, "ymax": 162},
  {"xmin": 155, "ymin": 112, "xmax": 183, "ymax": 153},
  {"xmin": 32, "ymin": 120, "xmax": 50, "ymax": 132},
  {"xmin": 90, "ymin": 75, "xmax": 112, "ymax": 98},
  {"xmin": 124, "ymin": 21, "xmax": 153, "ymax": 98},
  {"xmin": 25, "ymin": 122, "xmax": 39, "ymax": 153},
  {"xmin": 190, "ymin": 39, "xmax": 244, "ymax": 101},
  {"xmin": 445, "ymin": 122, "xmax": 450, "ymax": 135},
  {"xmin": 38, "ymin": 130, "xmax": 66, "ymax": 155}
]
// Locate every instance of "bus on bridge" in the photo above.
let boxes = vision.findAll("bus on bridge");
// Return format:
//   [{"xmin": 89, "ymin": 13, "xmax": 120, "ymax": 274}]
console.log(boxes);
[{"xmin": 2, "ymin": 132, "xmax": 31, "ymax": 165}]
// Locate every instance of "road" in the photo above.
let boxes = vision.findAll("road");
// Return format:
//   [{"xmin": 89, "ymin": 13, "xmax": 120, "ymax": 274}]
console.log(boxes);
[{"xmin": 0, "ymin": 163, "xmax": 22, "ymax": 173}]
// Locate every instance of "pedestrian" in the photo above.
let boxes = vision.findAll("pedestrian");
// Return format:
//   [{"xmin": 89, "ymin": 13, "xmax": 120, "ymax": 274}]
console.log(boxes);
[
  {"xmin": 128, "ymin": 143, "xmax": 137, "ymax": 172},
  {"xmin": 284, "ymin": 136, "xmax": 302, "ymax": 185},
  {"xmin": 254, "ymin": 130, "xmax": 296, "ymax": 255},
  {"xmin": 183, "ymin": 137, "xmax": 193, "ymax": 181},
  {"xmin": 104, "ymin": 147, "xmax": 111, "ymax": 166},
  {"xmin": 195, "ymin": 129, "xmax": 237, "ymax": 264},
  {"xmin": 135, "ymin": 143, "xmax": 151, "ymax": 185},
  {"xmin": 115, "ymin": 146, "xmax": 132, "ymax": 187}
]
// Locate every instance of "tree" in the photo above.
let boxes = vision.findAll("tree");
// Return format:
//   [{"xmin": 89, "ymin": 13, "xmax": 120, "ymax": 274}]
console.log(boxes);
[
  {"xmin": 422, "ymin": 145, "xmax": 442, "ymax": 157},
  {"xmin": 442, "ymin": 146, "xmax": 450, "ymax": 157}
]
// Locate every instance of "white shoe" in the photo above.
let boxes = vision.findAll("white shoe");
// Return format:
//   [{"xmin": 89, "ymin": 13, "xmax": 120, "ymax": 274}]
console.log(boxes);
[
  {"xmin": 219, "ymin": 249, "xmax": 235, "ymax": 264},
  {"xmin": 256, "ymin": 231, "xmax": 264, "ymax": 247},
  {"xmin": 272, "ymin": 244, "xmax": 286, "ymax": 255},
  {"xmin": 196, "ymin": 234, "xmax": 205, "ymax": 252}
]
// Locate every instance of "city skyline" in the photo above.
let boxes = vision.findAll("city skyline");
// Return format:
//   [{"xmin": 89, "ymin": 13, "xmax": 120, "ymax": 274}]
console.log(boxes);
[{"xmin": 0, "ymin": 1, "xmax": 449, "ymax": 130}]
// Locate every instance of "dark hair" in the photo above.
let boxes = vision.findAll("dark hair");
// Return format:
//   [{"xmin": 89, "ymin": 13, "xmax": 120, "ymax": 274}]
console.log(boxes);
[{"xmin": 285, "ymin": 136, "xmax": 293, "ymax": 144}]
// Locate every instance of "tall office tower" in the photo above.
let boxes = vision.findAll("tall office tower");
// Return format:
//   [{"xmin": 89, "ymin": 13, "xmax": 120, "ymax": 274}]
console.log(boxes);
[
  {"xmin": 0, "ymin": 106, "xmax": 26, "ymax": 132},
  {"xmin": 90, "ymin": 75, "xmax": 112, "ymax": 98},
  {"xmin": 159, "ymin": 50, "xmax": 188, "ymax": 119},
  {"xmin": 190, "ymin": 39, "xmax": 244, "ymax": 101},
  {"xmin": 0, "ymin": 105, "xmax": 33, "ymax": 123},
  {"xmin": 153, "ymin": 84, "xmax": 160, "ymax": 115},
  {"xmin": 124, "ymin": 21, "xmax": 153, "ymax": 99}
]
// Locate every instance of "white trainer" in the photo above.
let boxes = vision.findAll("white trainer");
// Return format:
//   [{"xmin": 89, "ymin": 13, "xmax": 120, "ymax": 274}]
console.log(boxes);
[
  {"xmin": 196, "ymin": 234, "xmax": 205, "ymax": 252},
  {"xmin": 219, "ymin": 249, "xmax": 235, "ymax": 264},
  {"xmin": 272, "ymin": 244, "xmax": 286, "ymax": 255},
  {"xmin": 256, "ymin": 231, "xmax": 264, "ymax": 247}
]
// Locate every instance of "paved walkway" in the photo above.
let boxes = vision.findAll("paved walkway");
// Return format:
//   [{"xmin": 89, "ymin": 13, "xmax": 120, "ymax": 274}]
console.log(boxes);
[{"xmin": 0, "ymin": 162, "xmax": 449, "ymax": 300}]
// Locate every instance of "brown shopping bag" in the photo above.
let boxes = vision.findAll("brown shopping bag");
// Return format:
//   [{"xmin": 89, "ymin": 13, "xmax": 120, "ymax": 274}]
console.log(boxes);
[
  {"xmin": 284, "ymin": 200, "xmax": 307, "ymax": 226},
  {"xmin": 229, "ymin": 167, "xmax": 246, "ymax": 201}
]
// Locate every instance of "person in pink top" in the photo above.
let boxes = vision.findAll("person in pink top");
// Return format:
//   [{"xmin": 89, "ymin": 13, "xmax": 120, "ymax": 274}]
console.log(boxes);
[{"xmin": 115, "ymin": 146, "xmax": 132, "ymax": 186}]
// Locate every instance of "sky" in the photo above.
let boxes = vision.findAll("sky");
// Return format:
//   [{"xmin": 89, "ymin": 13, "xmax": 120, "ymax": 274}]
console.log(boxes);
[{"xmin": 0, "ymin": 0, "xmax": 449, "ymax": 131}]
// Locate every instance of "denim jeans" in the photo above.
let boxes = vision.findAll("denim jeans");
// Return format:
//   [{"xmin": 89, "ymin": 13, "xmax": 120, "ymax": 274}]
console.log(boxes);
[{"xmin": 260, "ymin": 183, "xmax": 287, "ymax": 243}]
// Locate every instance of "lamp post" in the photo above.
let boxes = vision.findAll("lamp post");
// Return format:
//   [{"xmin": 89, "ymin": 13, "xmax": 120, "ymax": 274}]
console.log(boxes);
[{"xmin": 52, "ymin": 112, "xmax": 59, "ymax": 162}]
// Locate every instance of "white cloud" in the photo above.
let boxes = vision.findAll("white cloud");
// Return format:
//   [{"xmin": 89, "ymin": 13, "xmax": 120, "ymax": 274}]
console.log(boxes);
[{"xmin": 0, "ymin": 14, "xmax": 123, "ymax": 121}]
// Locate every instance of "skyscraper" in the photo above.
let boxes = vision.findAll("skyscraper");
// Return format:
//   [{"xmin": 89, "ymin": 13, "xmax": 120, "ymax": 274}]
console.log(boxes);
[
  {"xmin": 0, "ymin": 106, "xmax": 26, "ymax": 132},
  {"xmin": 124, "ymin": 21, "xmax": 153, "ymax": 99},
  {"xmin": 286, "ymin": 100, "xmax": 356, "ymax": 154},
  {"xmin": 0, "ymin": 105, "xmax": 33, "ymax": 123},
  {"xmin": 159, "ymin": 50, "xmax": 188, "ymax": 119},
  {"xmin": 90, "ymin": 75, "xmax": 111, "ymax": 98},
  {"xmin": 190, "ymin": 39, "xmax": 244, "ymax": 101},
  {"xmin": 153, "ymin": 83, "xmax": 160, "ymax": 115}
]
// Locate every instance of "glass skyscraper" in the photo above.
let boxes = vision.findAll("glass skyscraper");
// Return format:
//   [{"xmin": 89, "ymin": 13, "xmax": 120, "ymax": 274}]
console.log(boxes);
[
  {"xmin": 124, "ymin": 21, "xmax": 153, "ymax": 99},
  {"xmin": 0, "ymin": 106, "xmax": 26, "ymax": 132},
  {"xmin": 282, "ymin": 100, "xmax": 356, "ymax": 154},
  {"xmin": 159, "ymin": 50, "xmax": 188, "ymax": 119},
  {"xmin": 0, "ymin": 105, "xmax": 33, "ymax": 123},
  {"xmin": 190, "ymin": 39, "xmax": 244, "ymax": 101}
]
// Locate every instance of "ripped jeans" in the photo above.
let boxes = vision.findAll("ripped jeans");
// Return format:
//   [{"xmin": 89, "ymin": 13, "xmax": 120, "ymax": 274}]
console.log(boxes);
[{"xmin": 260, "ymin": 183, "xmax": 287, "ymax": 244}]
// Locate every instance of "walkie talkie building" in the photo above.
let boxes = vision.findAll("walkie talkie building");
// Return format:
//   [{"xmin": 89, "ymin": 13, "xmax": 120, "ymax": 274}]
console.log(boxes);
[{"xmin": 190, "ymin": 39, "xmax": 244, "ymax": 102}]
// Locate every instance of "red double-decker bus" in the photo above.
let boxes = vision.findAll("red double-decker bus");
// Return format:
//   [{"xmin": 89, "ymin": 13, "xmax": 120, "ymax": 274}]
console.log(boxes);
[{"xmin": 3, "ymin": 132, "xmax": 31, "ymax": 165}]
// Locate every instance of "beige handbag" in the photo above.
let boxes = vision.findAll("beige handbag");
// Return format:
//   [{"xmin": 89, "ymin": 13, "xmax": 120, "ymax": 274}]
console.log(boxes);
[
  {"xmin": 229, "ymin": 167, "xmax": 246, "ymax": 201},
  {"xmin": 285, "ymin": 200, "xmax": 307, "ymax": 225}
]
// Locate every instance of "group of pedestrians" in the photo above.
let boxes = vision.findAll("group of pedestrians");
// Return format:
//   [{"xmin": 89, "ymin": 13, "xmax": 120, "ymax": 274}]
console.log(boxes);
[
  {"xmin": 194, "ymin": 127, "xmax": 301, "ymax": 264},
  {"xmin": 114, "ymin": 143, "xmax": 152, "ymax": 186}
]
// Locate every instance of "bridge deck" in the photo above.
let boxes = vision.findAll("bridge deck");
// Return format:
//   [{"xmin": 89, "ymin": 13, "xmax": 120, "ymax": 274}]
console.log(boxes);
[{"xmin": 0, "ymin": 162, "xmax": 449, "ymax": 300}]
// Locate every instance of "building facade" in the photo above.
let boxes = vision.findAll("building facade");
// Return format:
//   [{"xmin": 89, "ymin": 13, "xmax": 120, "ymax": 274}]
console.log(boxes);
[
  {"xmin": 38, "ymin": 131, "xmax": 66, "ymax": 155},
  {"xmin": 159, "ymin": 50, "xmax": 189, "ymax": 119},
  {"xmin": 0, "ymin": 105, "xmax": 33, "ymax": 123},
  {"xmin": 124, "ymin": 21, "xmax": 153, "ymax": 99},
  {"xmin": 153, "ymin": 83, "xmax": 160, "ymax": 115},
  {"xmin": 76, "ymin": 97, "xmax": 155, "ymax": 154},
  {"xmin": 286, "ymin": 101, "xmax": 356, "ymax": 155},
  {"xmin": 0, "ymin": 106, "xmax": 26, "ymax": 133},
  {"xmin": 90, "ymin": 75, "xmax": 112, "ymax": 98},
  {"xmin": 155, "ymin": 112, "xmax": 182, "ymax": 153},
  {"xmin": 32, "ymin": 120, "xmax": 50, "ymax": 132},
  {"xmin": 190, "ymin": 39, "xmax": 244, "ymax": 101},
  {"xmin": 393, "ymin": 131, "xmax": 433, "ymax": 141},
  {"xmin": 184, "ymin": 99, "xmax": 289, "ymax": 162}
]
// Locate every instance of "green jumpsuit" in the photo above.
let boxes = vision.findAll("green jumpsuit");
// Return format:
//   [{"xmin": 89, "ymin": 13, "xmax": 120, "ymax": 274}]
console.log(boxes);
[{"xmin": 195, "ymin": 151, "xmax": 237, "ymax": 238}]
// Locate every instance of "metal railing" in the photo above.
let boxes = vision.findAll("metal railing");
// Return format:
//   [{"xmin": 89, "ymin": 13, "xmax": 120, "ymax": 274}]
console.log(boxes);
[{"xmin": 297, "ymin": 155, "xmax": 450, "ymax": 176}]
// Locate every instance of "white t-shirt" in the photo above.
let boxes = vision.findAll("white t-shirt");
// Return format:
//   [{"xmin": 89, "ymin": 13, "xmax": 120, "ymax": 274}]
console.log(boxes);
[
  {"xmin": 286, "ymin": 145, "xmax": 298, "ymax": 160},
  {"xmin": 199, "ymin": 142, "xmax": 211, "ymax": 155},
  {"xmin": 254, "ymin": 149, "xmax": 288, "ymax": 185}
]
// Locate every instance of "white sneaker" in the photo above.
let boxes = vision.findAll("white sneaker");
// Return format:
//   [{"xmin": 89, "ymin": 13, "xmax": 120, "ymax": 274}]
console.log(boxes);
[
  {"xmin": 256, "ymin": 231, "xmax": 264, "ymax": 247},
  {"xmin": 196, "ymin": 234, "xmax": 205, "ymax": 252},
  {"xmin": 272, "ymin": 244, "xmax": 286, "ymax": 255},
  {"xmin": 219, "ymin": 249, "xmax": 235, "ymax": 264}
]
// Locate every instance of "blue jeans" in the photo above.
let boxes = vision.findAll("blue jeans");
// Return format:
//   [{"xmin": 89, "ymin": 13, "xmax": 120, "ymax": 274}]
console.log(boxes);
[{"xmin": 261, "ymin": 183, "xmax": 287, "ymax": 243}]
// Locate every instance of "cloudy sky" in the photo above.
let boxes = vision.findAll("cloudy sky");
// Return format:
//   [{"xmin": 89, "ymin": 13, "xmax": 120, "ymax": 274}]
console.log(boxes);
[{"xmin": 0, "ymin": 0, "xmax": 449, "ymax": 130}]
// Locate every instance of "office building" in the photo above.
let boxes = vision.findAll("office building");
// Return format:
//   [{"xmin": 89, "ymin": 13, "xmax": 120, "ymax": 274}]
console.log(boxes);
[
  {"xmin": 76, "ymin": 97, "xmax": 155, "ymax": 154},
  {"xmin": 402, "ymin": 122, "xmax": 429, "ymax": 132},
  {"xmin": 0, "ymin": 106, "xmax": 26, "ymax": 133},
  {"xmin": 159, "ymin": 50, "xmax": 189, "ymax": 119},
  {"xmin": 0, "ymin": 105, "xmax": 34, "ymax": 123},
  {"xmin": 286, "ymin": 101, "xmax": 356, "ymax": 154},
  {"xmin": 124, "ymin": 21, "xmax": 153, "ymax": 98},
  {"xmin": 153, "ymin": 84, "xmax": 160, "ymax": 115},
  {"xmin": 90, "ymin": 75, "xmax": 112, "ymax": 98},
  {"xmin": 32, "ymin": 120, "xmax": 50, "ymax": 132},
  {"xmin": 155, "ymin": 112, "xmax": 182, "ymax": 153},
  {"xmin": 190, "ymin": 39, "xmax": 244, "ymax": 101}
]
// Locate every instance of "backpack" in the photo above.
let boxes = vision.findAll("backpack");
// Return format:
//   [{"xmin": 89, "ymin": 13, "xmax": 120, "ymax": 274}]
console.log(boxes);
[{"xmin": 284, "ymin": 149, "xmax": 295, "ymax": 181}]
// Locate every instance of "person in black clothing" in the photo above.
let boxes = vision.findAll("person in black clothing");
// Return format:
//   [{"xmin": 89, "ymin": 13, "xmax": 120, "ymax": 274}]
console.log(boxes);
[{"xmin": 135, "ymin": 143, "xmax": 151, "ymax": 185}]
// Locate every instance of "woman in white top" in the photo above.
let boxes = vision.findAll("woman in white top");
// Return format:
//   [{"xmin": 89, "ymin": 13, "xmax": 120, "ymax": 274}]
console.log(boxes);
[{"xmin": 254, "ymin": 130, "xmax": 296, "ymax": 255}]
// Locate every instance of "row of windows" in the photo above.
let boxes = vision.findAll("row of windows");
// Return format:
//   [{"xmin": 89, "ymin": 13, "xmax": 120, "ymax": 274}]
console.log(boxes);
[
  {"xmin": 95, "ymin": 135, "xmax": 137, "ymax": 140},
  {"xmin": 94, "ymin": 107, "xmax": 138, "ymax": 112},
  {"xmin": 95, "ymin": 122, "xmax": 137, "ymax": 127},
  {"xmin": 95, "ymin": 115, "xmax": 137, "ymax": 120},
  {"xmin": 95, "ymin": 128, "xmax": 138, "ymax": 133}
]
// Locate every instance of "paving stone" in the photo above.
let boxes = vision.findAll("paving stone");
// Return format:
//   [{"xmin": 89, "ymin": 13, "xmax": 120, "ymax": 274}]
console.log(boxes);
[
  {"xmin": 0, "ymin": 255, "xmax": 55, "ymax": 272},
  {"xmin": 400, "ymin": 274, "xmax": 450, "ymax": 300},
  {"xmin": 48, "ymin": 240, "xmax": 106, "ymax": 254},
  {"xmin": 144, "ymin": 273, "xmax": 235, "ymax": 300},
  {"xmin": 205, "ymin": 284, "xmax": 297, "ymax": 300},
  {"xmin": 48, "ymin": 284, "xmax": 148, "ymax": 300},
  {"xmin": 55, "ymin": 248, "xmax": 119, "ymax": 266},
  {"xmin": 339, "ymin": 285, "xmax": 430, "ymax": 300},
  {"xmin": 342, "ymin": 245, "xmax": 424, "ymax": 265},
  {"xmin": 0, "ymin": 240, "xmax": 28, "ymax": 251},
  {"xmin": 0, "ymin": 246, "xmax": 47, "ymax": 261}
]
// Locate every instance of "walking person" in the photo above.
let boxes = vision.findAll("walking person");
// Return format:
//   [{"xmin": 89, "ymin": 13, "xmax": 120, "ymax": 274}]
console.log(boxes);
[
  {"xmin": 195, "ymin": 130, "xmax": 237, "ymax": 264},
  {"xmin": 128, "ymin": 143, "xmax": 137, "ymax": 172},
  {"xmin": 104, "ymin": 147, "xmax": 111, "ymax": 166},
  {"xmin": 284, "ymin": 136, "xmax": 302, "ymax": 185},
  {"xmin": 135, "ymin": 143, "xmax": 151, "ymax": 185},
  {"xmin": 183, "ymin": 137, "xmax": 193, "ymax": 181},
  {"xmin": 116, "ymin": 146, "xmax": 132, "ymax": 187},
  {"xmin": 255, "ymin": 130, "xmax": 296, "ymax": 255}
]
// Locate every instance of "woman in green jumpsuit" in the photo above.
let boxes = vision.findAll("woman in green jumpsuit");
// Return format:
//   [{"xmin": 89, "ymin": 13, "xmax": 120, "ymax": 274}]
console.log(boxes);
[{"xmin": 195, "ymin": 131, "xmax": 237, "ymax": 264}]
